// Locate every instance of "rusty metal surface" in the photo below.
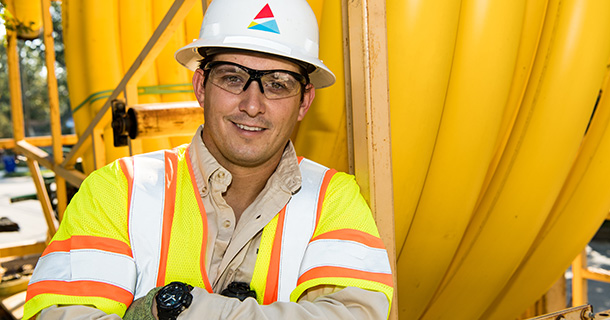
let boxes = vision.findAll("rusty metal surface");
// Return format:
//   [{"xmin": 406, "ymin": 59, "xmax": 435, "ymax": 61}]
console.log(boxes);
[
  {"xmin": 596, "ymin": 309, "xmax": 610, "ymax": 319},
  {"xmin": 526, "ymin": 305, "xmax": 594, "ymax": 320}
]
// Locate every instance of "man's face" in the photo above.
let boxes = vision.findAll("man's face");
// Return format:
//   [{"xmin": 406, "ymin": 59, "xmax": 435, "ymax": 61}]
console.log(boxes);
[{"xmin": 193, "ymin": 52, "xmax": 315, "ymax": 170}]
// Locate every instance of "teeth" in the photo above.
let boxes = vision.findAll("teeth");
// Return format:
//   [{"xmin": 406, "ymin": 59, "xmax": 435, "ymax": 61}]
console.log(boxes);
[{"xmin": 236, "ymin": 123, "xmax": 264, "ymax": 132}]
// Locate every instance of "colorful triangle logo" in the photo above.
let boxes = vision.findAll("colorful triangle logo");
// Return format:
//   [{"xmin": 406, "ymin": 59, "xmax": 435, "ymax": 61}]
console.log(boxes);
[{"xmin": 248, "ymin": 4, "xmax": 280, "ymax": 34}]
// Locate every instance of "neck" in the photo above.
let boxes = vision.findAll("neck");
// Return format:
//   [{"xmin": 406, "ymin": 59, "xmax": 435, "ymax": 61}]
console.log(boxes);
[
  {"xmin": 222, "ymin": 156, "xmax": 280, "ymax": 222},
  {"xmin": 200, "ymin": 130, "xmax": 286, "ymax": 222}
]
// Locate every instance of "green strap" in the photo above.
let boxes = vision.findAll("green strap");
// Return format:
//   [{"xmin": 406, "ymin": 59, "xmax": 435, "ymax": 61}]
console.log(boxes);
[{"xmin": 72, "ymin": 83, "xmax": 193, "ymax": 114}]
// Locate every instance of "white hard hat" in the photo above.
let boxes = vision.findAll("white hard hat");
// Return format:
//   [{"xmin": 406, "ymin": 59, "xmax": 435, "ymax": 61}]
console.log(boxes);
[{"xmin": 175, "ymin": 0, "xmax": 335, "ymax": 88}]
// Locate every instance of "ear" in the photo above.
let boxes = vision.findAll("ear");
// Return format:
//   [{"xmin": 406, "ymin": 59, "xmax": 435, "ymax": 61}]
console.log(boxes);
[
  {"xmin": 297, "ymin": 84, "xmax": 315, "ymax": 121},
  {"xmin": 192, "ymin": 68, "xmax": 206, "ymax": 107}
]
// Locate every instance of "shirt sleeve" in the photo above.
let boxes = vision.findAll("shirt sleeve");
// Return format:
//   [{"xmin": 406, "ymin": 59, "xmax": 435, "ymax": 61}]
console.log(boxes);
[
  {"xmin": 37, "ymin": 285, "xmax": 388, "ymax": 320},
  {"xmin": 24, "ymin": 160, "xmax": 135, "ymax": 319},
  {"xmin": 37, "ymin": 305, "xmax": 122, "ymax": 320},
  {"xmin": 177, "ymin": 286, "xmax": 389, "ymax": 320}
]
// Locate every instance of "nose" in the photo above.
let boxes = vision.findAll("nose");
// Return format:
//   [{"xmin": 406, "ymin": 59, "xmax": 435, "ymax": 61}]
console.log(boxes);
[{"xmin": 239, "ymin": 80, "xmax": 266, "ymax": 117}]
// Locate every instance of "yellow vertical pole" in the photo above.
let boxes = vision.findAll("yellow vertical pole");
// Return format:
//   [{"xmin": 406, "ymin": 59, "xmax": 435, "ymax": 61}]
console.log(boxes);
[
  {"xmin": 345, "ymin": 0, "xmax": 397, "ymax": 318},
  {"xmin": 6, "ymin": 0, "xmax": 26, "ymax": 142},
  {"xmin": 92, "ymin": 128, "xmax": 106, "ymax": 169},
  {"xmin": 571, "ymin": 250, "xmax": 588, "ymax": 306},
  {"xmin": 6, "ymin": 0, "xmax": 58, "ymax": 239},
  {"xmin": 41, "ymin": 0, "xmax": 67, "ymax": 219}
]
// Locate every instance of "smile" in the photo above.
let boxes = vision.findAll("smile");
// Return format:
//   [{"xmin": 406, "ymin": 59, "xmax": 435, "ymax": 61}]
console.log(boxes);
[{"xmin": 235, "ymin": 123, "xmax": 264, "ymax": 132}]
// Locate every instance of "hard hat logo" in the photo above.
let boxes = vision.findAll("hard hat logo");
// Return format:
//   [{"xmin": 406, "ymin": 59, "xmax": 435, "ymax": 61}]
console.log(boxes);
[{"xmin": 248, "ymin": 4, "xmax": 280, "ymax": 34}]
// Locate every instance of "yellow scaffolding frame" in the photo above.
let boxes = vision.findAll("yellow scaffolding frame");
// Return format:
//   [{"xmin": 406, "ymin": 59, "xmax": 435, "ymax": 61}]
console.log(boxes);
[{"xmin": 571, "ymin": 214, "xmax": 610, "ymax": 308}]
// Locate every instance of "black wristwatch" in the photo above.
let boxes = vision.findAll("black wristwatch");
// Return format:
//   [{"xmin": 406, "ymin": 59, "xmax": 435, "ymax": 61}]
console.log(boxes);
[{"xmin": 156, "ymin": 282, "xmax": 194, "ymax": 320}]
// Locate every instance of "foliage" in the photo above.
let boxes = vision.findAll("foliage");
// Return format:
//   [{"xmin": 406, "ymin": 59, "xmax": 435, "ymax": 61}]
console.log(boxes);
[
  {"xmin": 0, "ymin": 1, "xmax": 73, "ymax": 139},
  {"xmin": 0, "ymin": 0, "xmax": 36, "ymax": 36}
]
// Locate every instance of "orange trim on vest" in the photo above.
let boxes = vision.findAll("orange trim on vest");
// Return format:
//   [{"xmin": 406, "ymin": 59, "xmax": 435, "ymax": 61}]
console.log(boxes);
[
  {"xmin": 25, "ymin": 280, "xmax": 133, "ymax": 306},
  {"xmin": 298, "ymin": 266, "xmax": 394, "ymax": 288},
  {"xmin": 119, "ymin": 157, "xmax": 135, "ymax": 239},
  {"xmin": 315, "ymin": 169, "xmax": 336, "ymax": 228},
  {"xmin": 157, "ymin": 150, "xmax": 179, "ymax": 287},
  {"xmin": 185, "ymin": 147, "xmax": 213, "ymax": 292},
  {"xmin": 311, "ymin": 229, "xmax": 386, "ymax": 249},
  {"xmin": 263, "ymin": 206, "xmax": 287, "ymax": 304},
  {"xmin": 260, "ymin": 160, "xmax": 332, "ymax": 303},
  {"xmin": 43, "ymin": 236, "xmax": 133, "ymax": 257}
]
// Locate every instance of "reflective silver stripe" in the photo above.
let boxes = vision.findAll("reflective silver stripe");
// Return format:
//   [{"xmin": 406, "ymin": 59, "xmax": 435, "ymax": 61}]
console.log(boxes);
[
  {"xmin": 29, "ymin": 250, "xmax": 137, "ymax": 293},
  {"xmin": 129, "ymin": 150, "xmax": 166, "ymax": 299},
  {"xmin": 300, "ymin": 239, "xmax": 392, "ymax": 275},
  {"xmin": 277, "ymin": 159, "xmax": 328, "ymax": 302}
]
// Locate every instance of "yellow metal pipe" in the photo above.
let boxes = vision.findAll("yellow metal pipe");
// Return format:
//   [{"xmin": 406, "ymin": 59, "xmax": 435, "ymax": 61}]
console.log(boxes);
[
  {"xmin": 11, "ymin": 0, "xmax": 43, "ymax": 40},
  {"xmin": 6, "ymin": 0, "xmax": 25, "ymax": 142},
  {"xmin": 41, "ymin": 0, "xmax": 67, "ymax": 218},
  {"xmin": 571, "ymin": 250, "xmax": 588, "ymax": 307},
  {"xmin": 25, "ymin": 159, "xmax": 58, "ymax": 240},
  {"xmin": 14, "ymin": 140, "xmax": 53, "ymax": 171},
  {"xmin": 54, "ymin": 166, "xmax": 86, "ymax": 188},
  {"xmin": 0, "ymin": 134, "xmax": 78, "ymax": 149},
  {"xmin": 92, "ymin": 127, "xmax": 106, "ymax": 170},
  {"xmin": 0, "ymin": 242, "xmax": 47, "ymax": 259},
  {"xmin": 581, "ymin": 268, "xmax": 610, "ymax": 284},
  {"xmin": 128, "ymin": 101, "xmax": 203, "ymax": 140},
  {"xmin": 15, "ymin": 140, "xmax": 85, "ymax": 187}
]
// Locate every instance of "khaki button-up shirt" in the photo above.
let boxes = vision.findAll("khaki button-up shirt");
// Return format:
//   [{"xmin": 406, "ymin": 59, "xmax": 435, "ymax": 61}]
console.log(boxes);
[
  {"xmin": 189, "ymin": 125, "xmax": 301, "ymax": 292},
  {"xmin": 38, "ymin": 126, "xmax": 389, "ymax": 319}
]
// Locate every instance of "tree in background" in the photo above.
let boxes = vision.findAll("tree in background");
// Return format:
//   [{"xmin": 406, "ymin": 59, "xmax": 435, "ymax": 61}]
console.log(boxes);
[{"xmin": 0, "ymin": 1, "xmax": 73, "ymax": 139}]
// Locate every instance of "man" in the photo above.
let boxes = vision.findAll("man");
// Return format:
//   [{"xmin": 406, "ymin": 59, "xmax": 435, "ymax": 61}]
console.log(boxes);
[{"xmin": 23, "ymin": 0, "xmax": 393, "ymax": 319}]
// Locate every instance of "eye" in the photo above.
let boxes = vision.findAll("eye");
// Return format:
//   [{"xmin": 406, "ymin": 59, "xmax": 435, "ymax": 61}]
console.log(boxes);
[
  {"xmin": 210, "ymin": 64, "xmax": 248, "ymax": 85},
  {"xmin": 222, "ymin": 74, "xmax": 246, "ymax": 85},
  {"xmin": 270, "ymin": 81, "xmax": 288, "ymax": 90},
  {"xmin": 263, "ymin": 72, "xmax": 298, "ymax": 93}
]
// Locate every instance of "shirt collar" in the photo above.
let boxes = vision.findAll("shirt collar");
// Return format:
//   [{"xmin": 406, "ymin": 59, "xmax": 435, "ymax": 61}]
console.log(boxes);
[{"xmin": 189, "ymin": 125, "xmax": 302, "ymax": 196}]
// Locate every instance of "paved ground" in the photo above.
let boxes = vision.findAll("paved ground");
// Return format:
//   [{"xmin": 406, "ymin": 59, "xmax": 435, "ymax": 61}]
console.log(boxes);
[
  {"xmin": 0, "ymin": 167, "xmax": 609, "ymax": 315},
  {"xmin": 0, "ymin": 168, "xmax": 48, "ymax": 250}
]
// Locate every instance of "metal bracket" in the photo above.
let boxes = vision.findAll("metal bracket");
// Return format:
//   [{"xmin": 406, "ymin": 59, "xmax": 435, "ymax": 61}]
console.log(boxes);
[
  {"xmin": 111, "ymin": 99, "xmax": 131, "ymax": 147},
  {"xmin": 525, "ymin": 305, "xmax": 610, "ymax": 320}
]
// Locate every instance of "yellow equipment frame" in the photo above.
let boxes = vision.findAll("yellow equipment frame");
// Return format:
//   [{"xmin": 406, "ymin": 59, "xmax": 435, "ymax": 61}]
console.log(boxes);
[{"xmin": 570, "ymin": 215, "xmax": 610, "ymax": 308}]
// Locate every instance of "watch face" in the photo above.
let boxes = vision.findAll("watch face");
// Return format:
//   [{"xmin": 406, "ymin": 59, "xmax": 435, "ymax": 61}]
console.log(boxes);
[{"xmin": 158, "ymin": 283, "xmax": 188, "ymax": 309}]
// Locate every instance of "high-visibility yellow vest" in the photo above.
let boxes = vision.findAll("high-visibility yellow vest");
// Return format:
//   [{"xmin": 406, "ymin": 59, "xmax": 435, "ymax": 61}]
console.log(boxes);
[{"xmin": 24, "ymin": 145, "xmax": 393, "ymax": 319}]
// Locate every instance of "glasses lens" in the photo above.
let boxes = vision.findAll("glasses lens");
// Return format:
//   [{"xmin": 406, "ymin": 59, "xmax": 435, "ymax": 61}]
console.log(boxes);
[
  {"xmin": 206, "ymin": 62, "xmax": 306, "ymax": 99},
  {"xmin": 260, "ymin": 72, "xmax": 302, "ymax": 99},
  {"xmin": 208, "ymin": 64, "xmax": 250, "ymax": 95}
]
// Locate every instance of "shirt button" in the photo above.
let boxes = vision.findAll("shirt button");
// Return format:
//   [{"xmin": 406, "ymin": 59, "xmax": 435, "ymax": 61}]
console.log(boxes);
[
  {"xmin": 223, "ymin": 220, "xmax": 232, "ymax": 228},
  {"xmin": 200, "ymin": 185, "xmax": 208, "ymax": 196},
  {"xmin": 218, "ymin": 171, "xmax": 226, "ymax": 179}
]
